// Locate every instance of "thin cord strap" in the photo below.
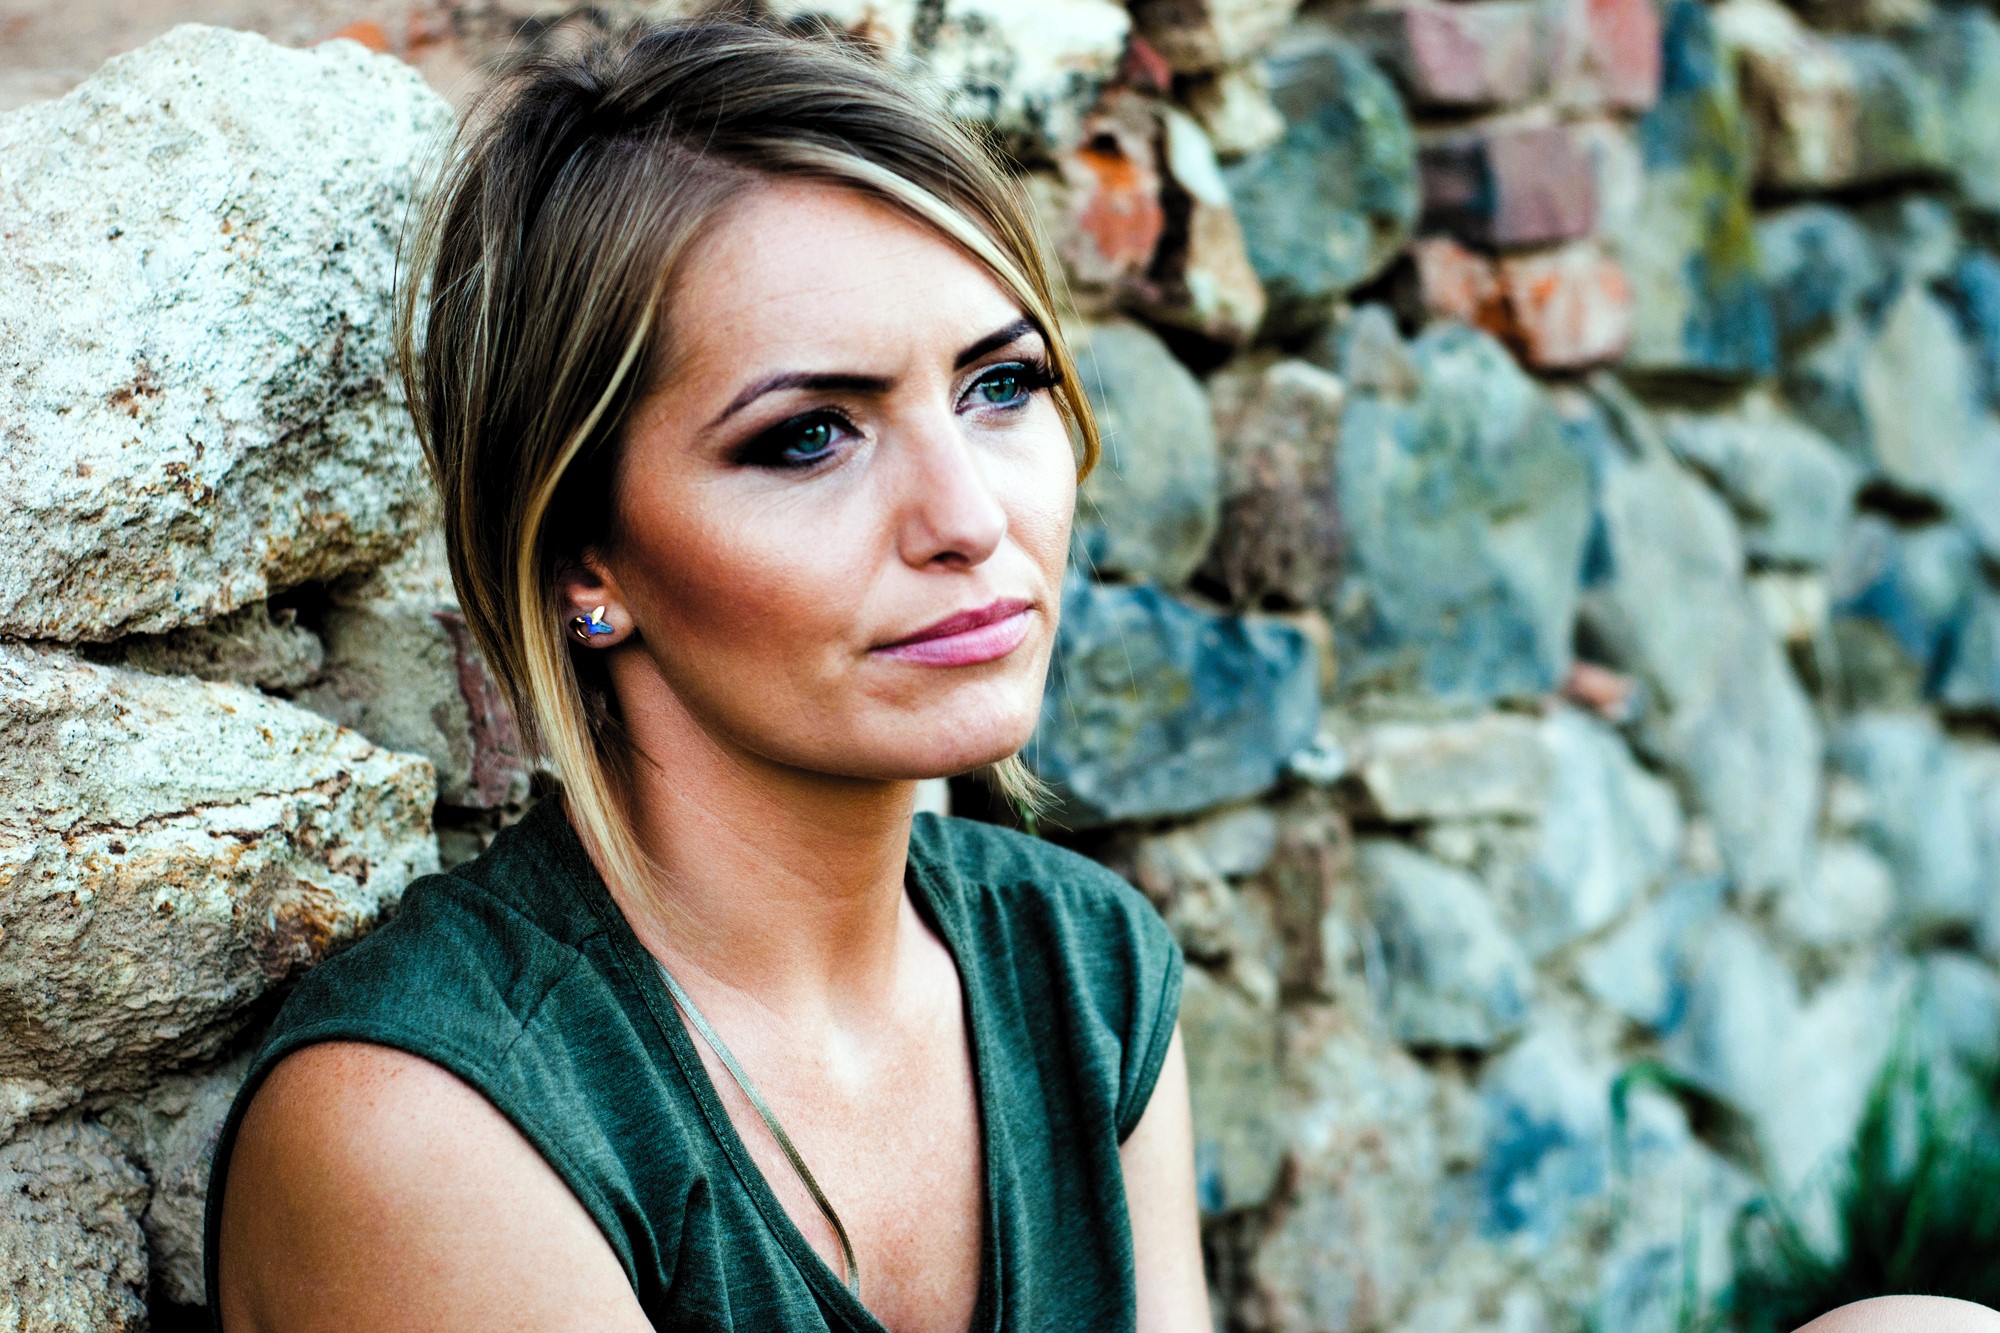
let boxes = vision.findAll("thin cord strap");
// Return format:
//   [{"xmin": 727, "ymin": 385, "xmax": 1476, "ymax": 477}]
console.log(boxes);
[{"xmin": 652, "ymin": 958, "xmax": 862, "ymax": 1298}]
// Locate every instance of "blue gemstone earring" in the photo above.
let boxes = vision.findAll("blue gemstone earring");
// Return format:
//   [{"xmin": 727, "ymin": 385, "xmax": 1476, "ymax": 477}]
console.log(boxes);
[{"xmin": 570, "ymin": 604, "xmax": 615, "ymax": 641}]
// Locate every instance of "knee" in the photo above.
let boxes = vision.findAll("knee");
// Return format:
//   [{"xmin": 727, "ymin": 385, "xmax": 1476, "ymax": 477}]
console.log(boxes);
[{"xmin": 1795, "ymin": 1296, "xmax": 2000, "ymax": 1333}]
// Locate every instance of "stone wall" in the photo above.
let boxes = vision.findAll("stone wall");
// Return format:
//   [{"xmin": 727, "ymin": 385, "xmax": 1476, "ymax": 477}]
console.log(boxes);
[{"xmin": 4, "ymin": 1, "xmax": 2000, "ymax": 1328}]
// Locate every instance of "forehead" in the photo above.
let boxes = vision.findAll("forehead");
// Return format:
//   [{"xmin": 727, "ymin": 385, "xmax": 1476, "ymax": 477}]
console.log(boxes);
[{"xmin": 662, "ymin": 178, "xmax": 1025, "ymax": 380}]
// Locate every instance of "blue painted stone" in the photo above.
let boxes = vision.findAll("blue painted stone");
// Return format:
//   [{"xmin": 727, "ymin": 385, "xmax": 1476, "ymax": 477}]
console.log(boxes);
[
  {"xmin": 1223, "ymin": 29, "xmax": 1419, "ymax": 335},
  {"xmin": 1614, "ymin": 0, "xmax": 1777, "ymax": 379},
  {"xmin": 1941, "ymin": 250, "xmax": 2000, "ymax": 411},
  {"xmin": 1025, "ymin": 576, "xmax": 1320, "ymax": 828},
  {"xmin": 1830, "ymin": 515, "xmax": 1979, "ymax": 686},
  {"xmin": 1332, "ymin": 322, "xmax": 1593, "ymax": 704},
  {"xmin": 1757, "ymin": 205, "xmax": 1889, "ymax": 355}
]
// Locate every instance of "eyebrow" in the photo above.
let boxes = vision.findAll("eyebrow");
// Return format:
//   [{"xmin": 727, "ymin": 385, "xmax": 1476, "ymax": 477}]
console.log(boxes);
[{"xmin": 703, "ymin": 316, "xmax": 1044, "ymax": 431}]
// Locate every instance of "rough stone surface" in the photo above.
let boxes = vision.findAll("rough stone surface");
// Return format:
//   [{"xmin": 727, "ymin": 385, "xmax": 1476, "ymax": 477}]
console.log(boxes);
[
  {"xmin": 1223, "ymin": 24, "xmax": 1420, "ymax": 332},
  {"xmin": 1830, "ymin": 711, "xmax": 1986, "ymax": 935},
  {"xmin": 0, "ymin": 644, "xmax": 437, "ymax": 1127},
  {"xmin": 99, "ymin": 1054, "xmax": 248, "ymax": 1306},
  {"xmin": 1419, "ymin": 123, "xmax": 1598, "ymax": 250},
  {"xmin": 1659, "ymin": 393, "xmax": 1860, "ymax": 569},
  {"xmin": 1344, "ymin": 711, "xmax": 1552, "ymax": 823},
  {"xmin": 1829, "ymin": 515, "xmax": 1978, "ymax": 705},
  {"xmin": 1333, "ymin": 323, "xmax": 1593, "ymax": 705},
  {"xmin": 295, "ymin": 530, "xmax": 528, "ymax": 810},
  {"xmin": 1339, "ymin": 1, "xmax": 1554, "ymax": 110},
  {"xmin": 1180, "ymin": 965, "xmax": 1289, "ymax": 1215},
  {"xmin": 1129, "ymin": 0, "xmax": 1302, "ymax": 74},
  {"xmin": 1478, "ymin": 1025, "xmax": 1613, "ymax": 1246},
  {"xmin": 1138, "ymin": 108, "xmax": 1269, "ymax": 345},
  {"xmin": 772, "ymin": 0, "xmax": 1130, "ymax": 153},
  {"xmin": 1938, "ymin": 581, "xmax": 2000, "ymax": 717},
  {"xmin": 1576, "ymin": 392, "xmax": 1822, "ymax": 903},
  {"xmin": 1774, "ymin": 837, "xmax": 1895, "ymax": 953},
  {"xmin": 1070, "ymin": 320, "xmax": 1222, "ymax": 588},
  {"xmin": 1611, "ymin": 0, "xmax": 1776, "ymax": 378},
  {"xmin": 102, "ymin": 601, "xmax": 326, "ymax": 693},
  {"xmin": 1355, "ymin": 838, "xmax": 1533, "ymax": 1048},
  {"xmin": 1578, "ymin": 875, "xmax": 1725, "ymax": 1032},
  {"xmin": 1028, "ymin": 577, "xmax": 1320, "ymax": 828},
  {"xmin": 0, "ymin": 26, "xmax": 452, "ymax": 641},
  {"xmin": 0, "ymin": 1114, "xmax": 149, "ymax": 1333},
  {"xmin": 1409, "ymin": 238, "xmax": 1636, "ymax": 370},
  {"xmin": 1199, "ymin": 356, "xmax": 1345, "ymax": 610}
]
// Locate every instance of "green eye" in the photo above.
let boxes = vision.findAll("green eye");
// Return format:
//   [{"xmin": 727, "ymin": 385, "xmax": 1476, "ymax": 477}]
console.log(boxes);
[
  {"xmin": 978, "ymin": 371, "xmax": 1023, "ymax": 404},
  {"xmin": 788, "ymin": 420, "xmax": 835, "ymax": 457}
]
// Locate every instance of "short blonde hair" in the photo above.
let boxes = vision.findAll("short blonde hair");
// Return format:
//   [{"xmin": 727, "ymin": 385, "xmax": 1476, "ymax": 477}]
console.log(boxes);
[{"xmin": 396, "ymin": 13, "xmax": 1098, "ymax": 903}]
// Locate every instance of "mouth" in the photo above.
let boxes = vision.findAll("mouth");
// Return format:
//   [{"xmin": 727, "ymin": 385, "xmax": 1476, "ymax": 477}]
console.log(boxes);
[{"xmin": 872, "ymin": 596, "xmax": 1036, "ymax": 666}]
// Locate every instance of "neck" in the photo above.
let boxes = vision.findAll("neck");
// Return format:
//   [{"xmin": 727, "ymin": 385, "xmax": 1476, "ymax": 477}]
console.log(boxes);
[{"xmin": 578, "ymin": 683, "xmax": 922, "ymax": 1020}]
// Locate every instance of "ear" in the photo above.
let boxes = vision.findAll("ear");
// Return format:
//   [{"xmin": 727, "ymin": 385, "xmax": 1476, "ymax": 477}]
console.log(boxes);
[{"xmin": 554, "ymin": 550, "xmax": 634, "ymax": 649}]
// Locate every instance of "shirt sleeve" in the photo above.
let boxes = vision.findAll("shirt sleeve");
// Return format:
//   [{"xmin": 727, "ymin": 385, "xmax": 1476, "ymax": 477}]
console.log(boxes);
[{"xmin": 1113, "ymin": 891, "xmax": 1186, "ymax": 1144}]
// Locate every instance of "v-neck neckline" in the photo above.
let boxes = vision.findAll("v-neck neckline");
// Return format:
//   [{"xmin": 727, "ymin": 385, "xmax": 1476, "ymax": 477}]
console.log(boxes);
[{"xmin": 551, "ymin": 804, "xmax": 1004, "ymax": 1333}]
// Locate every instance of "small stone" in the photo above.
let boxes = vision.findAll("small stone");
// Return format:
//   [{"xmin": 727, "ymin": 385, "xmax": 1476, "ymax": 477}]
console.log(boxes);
[
  {"xmin": 1036, "ymin": 94, "xmax": 1166, "ymax": 309},
  {"xmin": 1749, "ymin": 570, "xmax": 1830, "ymax": 648},
  {"xmin": 1182, "ymin": 60, "xmax": 1286, "ymax": 160},
  {"xmin": 1333, "ymin": 323, "xmax": 1593, "ymax": 705},
  {"xmin": 1830, "ymin": 711, "xmax": 1986, "ymax": 936},
  {"xmin": 1179, "ymin": 965, "xmax": 1288, "ymax": 1215},
  {"xmin": 1181, "ymin": 803, "xmax": 1282, "ymax": 879},
  {"xmin": 1828, "ymin": 515, "xmax": 1979, "ymax": 702},
  {"xmin": 1127, "ymin": 0, "xmax": 1302, "ymax": 74},
  {"xmin": 1339, "ymin": 1, "xmax": 1554, "ymax": 110},
  {"xmin": 1419, "ymin": 123, "xmax": 1597, "ymax": 250},
  {"xmin": 1660, "ymin": 914, "xmax": 1799, "ymax": 1117},
  {"xmin": 1345, "ymin": 712, "xmax": 1553, "ymax": 822},
  {"xmin": 0, "ymin": 1114, "xmax": 149, "ymax": 1332},
  {"xmin": 103, "ymin": 601, "xmax": 325, "ymax": 693},
  {"xmin": 1939, "ymin": 249, "xmax": 2000, "ymax": 411},
  {"xmin": 1914, "ymin": 6, "xmax": 2000, "ymax": 214},
  {"xmin": 1200, "ymin": 356, "xmax": 1345, "ymax": 610},
  {"xmin": 1833, "ymin": 33, "xmax": 1953, "ymax": 184},
  {"xmin": 1578, "ymin": 875, "xmax": 1725, "ymax": 1031},
  {"xmin": 1492, "ymin": 243, "xmax": 1634, "ymax": 370},
  {"xmin": 1937, "ymin": 580, "xmax": 2000, "ymax": 717},
  {"xmin": 1027, "ymin": 577, "xmax": 1320, "ymax": 828},
  {"xmin": 1775, "ymin": 839, "xmax": 1895, "ymax": 953},
  {"xmin": 1134, "ymin": 108, "xmax": 1268, "ymax": 346},
  {"xmin": 1574, "ymin": 116, "xmax": 1646, "ymax": 240},
  {"xmin": 1715, "ymin": 0, "xmax": 1863, "ymax": 191},
  {"xmin": 1609, "ymin": 0, "xmax": 1775, "ymax": 379},
  {"xmin": 0, "ymin": 26, "xmax": 453, "ymax": 641},
  {"xmin": 0, "ymin": 645, "xmax": 437, "ymax": 1126},
  {"xmin": 1069, "ymin": 320, "xmax": 1222, "ymax": 588},
  {"xmin": 1223, "ymin": 24, "xmax": 1420, "ymax": 333},
  {"xmin": 1756, "ymin": 204, "xmax": 1887, "ymax": 356},
  {"xmin": 1659, "ymin": 393, "xmax": 1860, "ymax": 569},
  {"xmin": 1355, "ymin": 838, "xmax": 1534, "ymax": 1049},
  {"xmin": 1328, "ymin": 303, "xmax": 1424, "ymax": 399},
  {"xmin": 295, "ymin": 531, "xmax": 529, "ymax": 811}
]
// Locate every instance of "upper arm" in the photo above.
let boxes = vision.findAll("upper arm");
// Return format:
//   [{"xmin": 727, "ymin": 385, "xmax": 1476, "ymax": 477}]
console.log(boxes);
[
  {"xmin": 1119, "ymin": 1026, "xmax": 1211, "ymax": 1333},
  {"xmin": 214, "ymin": 1040, "xmax": 654, "ymax": 1333}
]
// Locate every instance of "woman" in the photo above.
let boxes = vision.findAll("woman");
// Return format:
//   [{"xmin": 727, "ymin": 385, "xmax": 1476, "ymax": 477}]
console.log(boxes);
[{"xmin": 205, "ymin": 13, "xmax": 1206, "ymax": 1332}]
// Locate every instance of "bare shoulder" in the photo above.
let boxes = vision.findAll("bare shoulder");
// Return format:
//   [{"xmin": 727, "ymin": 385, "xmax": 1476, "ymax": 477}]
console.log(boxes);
[
  {"xmin": 215, "ymin": 1040, "xmax": 652, "ymax": 1333},
  {"xmin": 1797, "ymin": 1297, "xmax": 2000, "ymax": 1333}
]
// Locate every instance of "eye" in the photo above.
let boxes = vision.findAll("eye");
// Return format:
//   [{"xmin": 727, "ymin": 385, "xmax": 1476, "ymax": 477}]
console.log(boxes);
[
  {"xmin": 737, "ymin": 409, "xmax": 853, "ymax": 470},
  {"xmin": 964, "ymin": 358, "xmax": 1058, "ymax": 412}
]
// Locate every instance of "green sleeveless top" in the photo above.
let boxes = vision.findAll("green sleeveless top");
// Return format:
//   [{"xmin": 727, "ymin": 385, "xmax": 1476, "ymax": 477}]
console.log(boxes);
[{"xmin": 200, "ymin": 798, "xmax": 1184, "ymax": 1331}]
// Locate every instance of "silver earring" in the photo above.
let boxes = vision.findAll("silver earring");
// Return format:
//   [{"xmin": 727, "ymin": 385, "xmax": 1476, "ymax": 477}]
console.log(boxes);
[{"xmin": 570, "ymin": 604, "xmax": 615, "ymax": 641}]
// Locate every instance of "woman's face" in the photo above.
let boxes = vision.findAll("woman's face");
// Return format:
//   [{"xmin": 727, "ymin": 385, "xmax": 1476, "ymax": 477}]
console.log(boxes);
[{"xmin": 570, "ymin": 178, "xmax": 1077, "ymax": 785}]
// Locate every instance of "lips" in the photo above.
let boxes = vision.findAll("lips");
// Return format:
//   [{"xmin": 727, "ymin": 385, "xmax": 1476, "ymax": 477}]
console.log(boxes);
[{"xmin": 872, "ymin": 596, "xmax": 1036, "ymax": 667}]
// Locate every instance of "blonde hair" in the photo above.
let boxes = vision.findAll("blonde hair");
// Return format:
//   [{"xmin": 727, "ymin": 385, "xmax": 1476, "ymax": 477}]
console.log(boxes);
[{"xmin": 396, "ymin": 12, "xmax": 1098, "ymax": 904}]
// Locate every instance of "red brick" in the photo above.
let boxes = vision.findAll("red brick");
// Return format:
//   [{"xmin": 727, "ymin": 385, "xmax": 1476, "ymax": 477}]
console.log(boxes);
[
  {"xmin": 1342, "ymin": 2, "xmax": 1552, "ymax": 109},
  {"xmin": 1419, "ymin": 124, "xmax": 1597, "ymax": 249},
  {"xmin": 1493, "ymin": 242, "xmax": 1633, "ymax": 369}
]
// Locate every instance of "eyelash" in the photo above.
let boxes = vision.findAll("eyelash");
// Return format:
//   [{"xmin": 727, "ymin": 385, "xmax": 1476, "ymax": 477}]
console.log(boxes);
[{"xmin": 734, "ymin": 357, "xmax": 1063, "ymax": 472}]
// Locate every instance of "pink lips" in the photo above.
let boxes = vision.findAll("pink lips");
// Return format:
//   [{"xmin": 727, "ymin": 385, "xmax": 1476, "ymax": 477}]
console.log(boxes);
[{"xmin": 873, "ymin": 597, "xmax": 1035, "ymax": 666}]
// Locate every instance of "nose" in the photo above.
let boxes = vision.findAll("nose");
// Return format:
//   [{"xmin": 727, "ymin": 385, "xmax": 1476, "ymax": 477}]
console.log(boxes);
[{"xmin": 891, "ymin": 408, "xmax": 1009, "ymax": 571}]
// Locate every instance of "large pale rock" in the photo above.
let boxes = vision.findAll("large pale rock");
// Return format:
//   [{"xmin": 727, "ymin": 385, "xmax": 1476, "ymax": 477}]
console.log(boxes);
[
  {"xmin": 1354, "ymin": 838, "xmax": 1533, "ymax": 1049},
  {"xmin": 1069, "ymin": 320, "xmax": 1221, "ymax": 588},
  {"xmin": 1575, "ymin": 389, "xmax": 1822, "ymax": 903},
  {"xmin": 0, "ymin": 25, "xmax": 452, "ymax": 642},
  {"xmin": 1477, "ymin": 1026, "xmax": 1613, "ymax": 1246},
  {"xmin": 100, "ymin": 1054, "xmax": 249, "ymax": 1307},
  {"xmin": 1200, "ymin": 357, "xmax": 1345, "ymax": 610},
  {"xmin": 1223, "ymin": 24, "xmax": 1420, "ymax": 333},
  {"xmin": 1026, "ymin": 577, "xmax": 1319, "ymax": 828},
  {"xmin": 1333, "ymin": 324, "xmax": 1592, "ymax": 705},
  {"xmin": 296, "ymin": 531, "xmax": 528, "ymax": 810},
  {"xmin": 1659, "ymin": 395, "xmax": 1860, "ymax": 569},
  {"xmin": 0, "ymin": 1115, "xmax": 149, "ymax": 1332},
  {"xmin": 0, "ymin": 645, "xmax": 437, "ymax": 1127},
  {"xmin": 769, "ymin": 0, "xmax": 1128, "ymax": 154}
]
